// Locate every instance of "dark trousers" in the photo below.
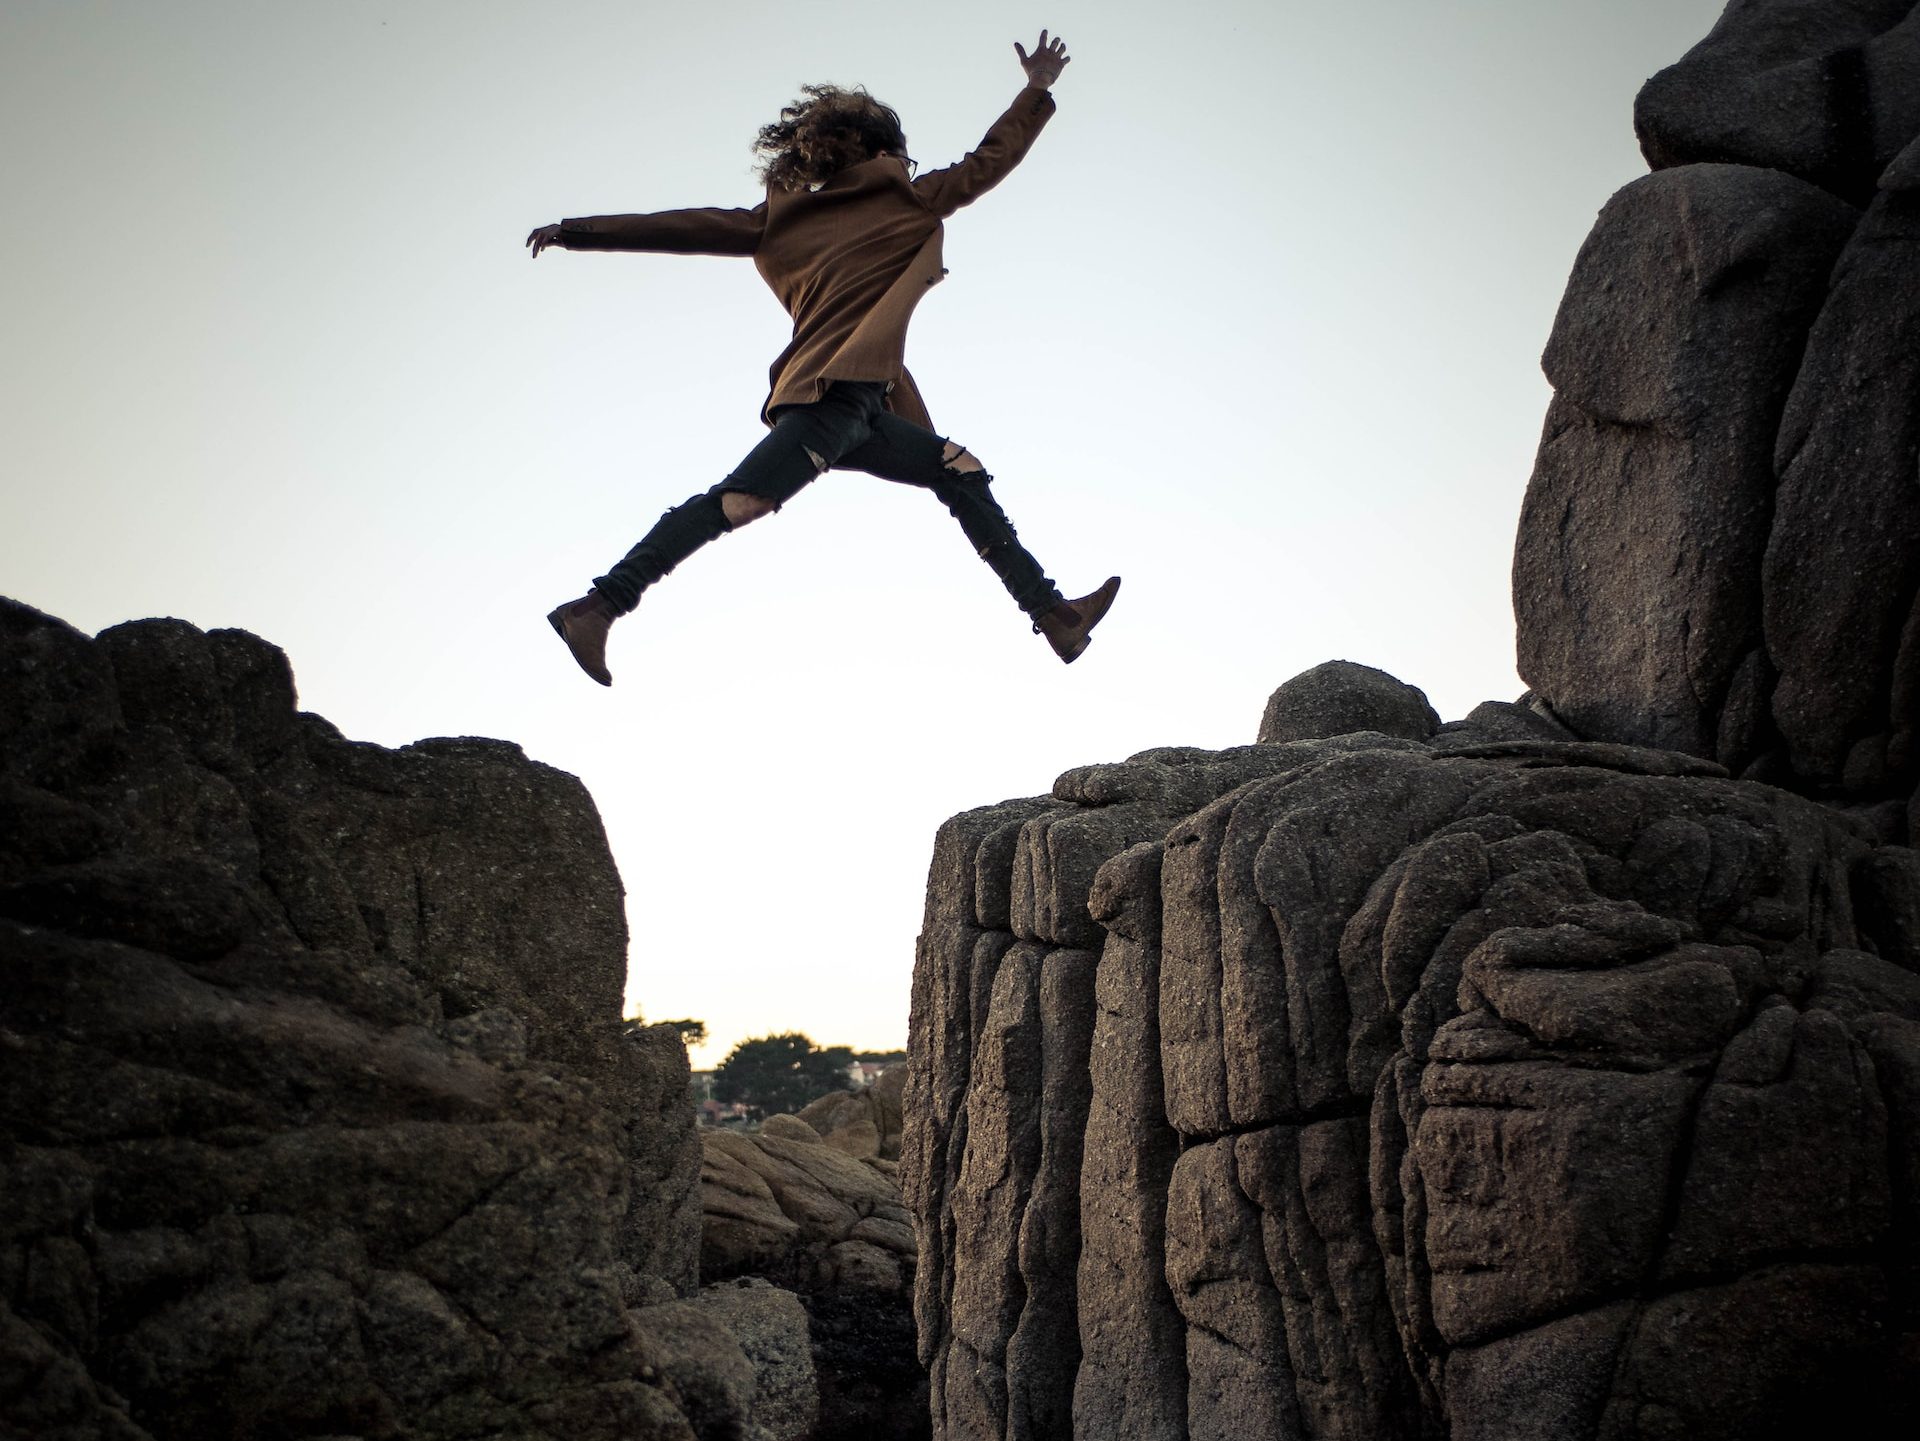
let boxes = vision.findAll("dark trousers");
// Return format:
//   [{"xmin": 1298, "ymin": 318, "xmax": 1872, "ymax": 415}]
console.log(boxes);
[{"xmin": 592, "ymin": 382, "xmax": 1062, "ymax": 617}]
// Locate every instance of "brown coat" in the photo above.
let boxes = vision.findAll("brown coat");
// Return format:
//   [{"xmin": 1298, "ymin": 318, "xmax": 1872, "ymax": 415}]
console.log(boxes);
[{"xmin": 557, "ymin": 86, "xmax": 1057, "ymax": 431}]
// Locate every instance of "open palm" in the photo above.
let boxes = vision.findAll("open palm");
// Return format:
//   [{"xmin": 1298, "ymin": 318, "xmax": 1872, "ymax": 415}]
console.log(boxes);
[{"xmin": 1014, "ymin": 30, "xmax": 1070, "ymax": 88}]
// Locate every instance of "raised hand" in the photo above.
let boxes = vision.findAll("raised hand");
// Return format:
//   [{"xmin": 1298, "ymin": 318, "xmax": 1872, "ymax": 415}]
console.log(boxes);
[
  {"xmin": 1014, "ymin": 29, "xmax": 1070, "ymax": 89},
  {"xmin": 526, "ymin": 223, "xmax": 562, "ymax": 258}
]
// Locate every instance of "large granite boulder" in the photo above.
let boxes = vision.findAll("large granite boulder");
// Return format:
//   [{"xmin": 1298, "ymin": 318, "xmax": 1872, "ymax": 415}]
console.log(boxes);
[
  {"xmin": 1636, "ymin": 0, "xmax": 1920, "ymax": 201},
  {"xmin": 1512, "ymin": 163, "xmax": 1858, "ymax": 770},
  {"xmin": 1517, "ymin": 0, "xmax": 1920, "ymax": 832},
  {"xmin": 905, "ymin": 705, "xmax": 1920, "ymax": 1439},
  {"xmin": 900, "ymin": 736, "xmax": 1432, "ymax": 1441},
  {"xmin": 0, "ymin": 598, "xmax": 806, "ymax": 1441}
]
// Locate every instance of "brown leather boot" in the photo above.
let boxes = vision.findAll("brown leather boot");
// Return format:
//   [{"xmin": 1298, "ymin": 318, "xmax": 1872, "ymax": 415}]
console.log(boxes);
[
  {"xmin": 547, "ymin": 591, "xmax": 619, "ymax": 686},
  {"xmin": 1034, "ymin": 576, "xmax": 1121, "ymax": 664}
]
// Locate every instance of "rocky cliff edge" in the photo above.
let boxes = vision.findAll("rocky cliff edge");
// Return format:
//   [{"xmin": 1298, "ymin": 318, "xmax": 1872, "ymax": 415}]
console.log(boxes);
[{"xmin": 0, "ymin": 599, "xmax": 812, "ymax": 1441}]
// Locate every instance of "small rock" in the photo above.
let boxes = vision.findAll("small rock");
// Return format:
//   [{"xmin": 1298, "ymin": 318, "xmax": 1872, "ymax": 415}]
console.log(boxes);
[{"xmin": 1257, "ymin": 660, "xmax": 1439, "ymax": 744}]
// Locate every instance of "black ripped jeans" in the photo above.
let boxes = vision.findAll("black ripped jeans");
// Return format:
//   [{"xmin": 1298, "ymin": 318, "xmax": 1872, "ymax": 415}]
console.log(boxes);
[{"xmin": 592, "ymin": 381, "xmax": 1063, "ymax": 617}]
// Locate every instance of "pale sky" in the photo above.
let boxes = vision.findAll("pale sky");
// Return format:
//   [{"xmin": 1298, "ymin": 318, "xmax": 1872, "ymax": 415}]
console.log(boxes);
[{"xmin": 2, "ymin": 0, "xmax": 1725, "ymax": 1067}]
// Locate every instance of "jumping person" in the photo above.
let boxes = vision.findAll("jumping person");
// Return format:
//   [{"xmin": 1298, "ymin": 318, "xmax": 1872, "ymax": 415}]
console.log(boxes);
[{"xmin": 528, "ymin": 29, "xmax": 1118, "ymax": 685}]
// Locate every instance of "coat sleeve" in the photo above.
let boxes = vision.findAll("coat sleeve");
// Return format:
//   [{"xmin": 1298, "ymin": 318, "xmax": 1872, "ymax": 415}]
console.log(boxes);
[
  {"xmin": 557, "ymin": 201, "xmax": 767, "ymax": 255},
  {"xmin": 911, "ymin": 86, "xmax": 1056, "ymax": 218}
]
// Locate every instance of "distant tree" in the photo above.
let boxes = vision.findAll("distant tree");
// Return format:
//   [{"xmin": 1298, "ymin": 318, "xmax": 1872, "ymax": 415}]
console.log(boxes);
[
  {"xmin": 713, "ymin": 1032, "xmax": 856, "ymax": 1117},
  {"xmin": 622, "ymin": 1013, "xmax": 707, "ymax": 1046},
  {"xmin": 853, "ymin": 1049, "xmax": 907, "ymax": 1065}
]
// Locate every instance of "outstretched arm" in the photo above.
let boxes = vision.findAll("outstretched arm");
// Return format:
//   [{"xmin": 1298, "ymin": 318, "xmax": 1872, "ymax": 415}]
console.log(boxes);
[
  {"xmin": 912, "ymin": 30, "xmax": 1070, "ymax": 218},
  {"xmin": 526, "ymin": 201, "xmax": 767, "ymax": 258}
]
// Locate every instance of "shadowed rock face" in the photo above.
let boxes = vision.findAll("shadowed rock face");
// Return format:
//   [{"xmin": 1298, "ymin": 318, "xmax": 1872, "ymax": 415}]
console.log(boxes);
[
  {"xmin": 1513, "ymin": 164, "xmax": 1858, "ymax": 770},
  {"xmin": 904, "ymin": 721, "xmax": 1920, "ymax": 1440},
  {"xmin": 0, "ymin": 598, "xmax": 807, "ymax": 1441},
  {"xmin": 1765, "ymin": 145, "xmax": 1920, "ymax": 794},
  {"xmin": 1518, "ymin": 1, "xmax": 1920, "ymax": 820}
]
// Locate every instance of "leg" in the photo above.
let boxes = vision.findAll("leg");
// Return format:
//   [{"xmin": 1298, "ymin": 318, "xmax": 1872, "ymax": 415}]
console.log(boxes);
[
  {"xmin": 549, "ymin": 384, "xmax": 886, "ymax": 685},
  {"xmin": 840, "ymin": 416, "xmax": 1064, "ymax": 618},
  {"xmin": 928, "ymin": 445, "xmax": 1120, "ymax": 660},
  {"xmin": 842, "ymin": 413, "xmax": 1120, "ymax": 661},
  {"xmin": 930, "ymin": 450, "xmax": 1064, "ymax": 619},
  {"xmin": 591, "ymin": 383, "xmax": 887, "ymax": 613}
]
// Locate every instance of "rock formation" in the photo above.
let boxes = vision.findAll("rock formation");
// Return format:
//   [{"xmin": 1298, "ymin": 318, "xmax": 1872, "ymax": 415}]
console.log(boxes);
[
  {"xmin": 797, "ymin": 1064, "xmax": 908, "ymax": 1166},
  {"xmin": 904, "ymin": 4, "xmax": 1920, "ymax": 1437},
  {"xmin": 699, "ymin": 1107, "xmax": 923, "ymax": 1441},
  {"xmin": 1522, "ymin": 0, "xmax": 1920, "ymax": 816},
  {"xmin": 0, "ymin": 600, "xmax": 813, "ymax": 1441},
  {"xmin": 907, "ymin": 681, "xmax": 1920, "ymax": 1441}
]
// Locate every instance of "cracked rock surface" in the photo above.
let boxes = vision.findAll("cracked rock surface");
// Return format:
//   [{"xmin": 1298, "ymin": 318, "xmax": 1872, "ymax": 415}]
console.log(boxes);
[
  {"xmin": 0, "ymin": 598, "xmax": 810, "ymax": 1441},
  {"xmin": 905, "ymin": 717, "xmax": 1920, "ymax": 1440}
]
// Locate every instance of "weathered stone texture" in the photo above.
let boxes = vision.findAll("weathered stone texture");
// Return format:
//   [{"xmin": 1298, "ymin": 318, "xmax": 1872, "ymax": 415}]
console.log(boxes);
[
  {"xmin": 701, "ymin": 1128, "xmax": 913, "ymax": 1294},
  {"xmin": 1636, "ymin": 0, "xmax": 1920, "ymax": 199},
  {"xmin": 1518, "ymin": 6, "xmax": 1920, "ymax": 821},
  {"xmin": 904, "ymin": 744, "xmax": 1340, "ymax": 1440},
  {"xmin": 1512, "ymin": 163, "xmax": 1858, "ymax": 768},
  {"xmin": 1071, "ymin": 842, "xmax": 1186, "ymax": 1441},
  {"xmin": 0, "ymin": 598, "xmax": 796, "ymax": 1441},
  {"xmin": 907, "ymin": 707, "xmax": 1920, "ymax": 1439},
  {"xmin": 1257, "ymin": 660, "xmax": 1440, "ymax": 746},
  {"xmin": 1765, "ymin": 136, "xmax": 1920, "ymax": 792}
]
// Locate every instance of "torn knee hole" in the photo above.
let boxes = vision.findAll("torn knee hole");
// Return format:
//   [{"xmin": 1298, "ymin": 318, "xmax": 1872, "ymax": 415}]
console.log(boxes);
[
  {"xmin": 719, "ymin": 490, "xmax": 777, "ymax": 525},
  {"xmin": 804, "ymin": 447, "xmax": 829, "ymax": 473},
  {"xmin": 940, "ymin": 442, "xmax": 985, "ymax": 475}
]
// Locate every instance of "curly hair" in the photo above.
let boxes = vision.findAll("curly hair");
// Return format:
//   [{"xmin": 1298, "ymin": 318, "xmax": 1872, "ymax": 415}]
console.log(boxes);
[{"xmin": 753, "ymin": 84, "xmax": 910, "ymax": 191}]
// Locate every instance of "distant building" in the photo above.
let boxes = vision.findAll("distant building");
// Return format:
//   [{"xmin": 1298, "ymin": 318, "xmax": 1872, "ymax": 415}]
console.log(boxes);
[{"xmin": 690, "ymin": 1070, "xmax": 751, "ymax": 1127}]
